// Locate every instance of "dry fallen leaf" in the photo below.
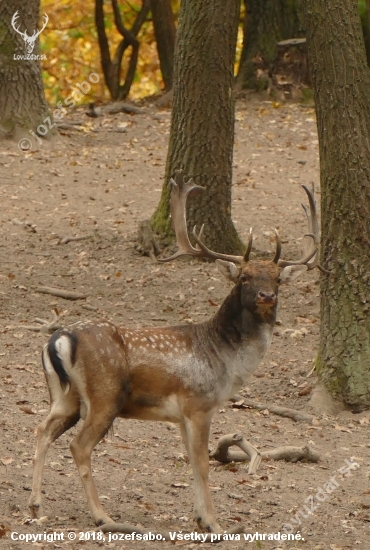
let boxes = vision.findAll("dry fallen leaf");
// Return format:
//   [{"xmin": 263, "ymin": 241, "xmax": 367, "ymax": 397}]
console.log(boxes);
[
  {"xmin": 19, "ymin": 405, "xmax": 36, "ymax": 415},
  {"xmin": 1, "ymin": 457, "xmax": 14, "ymax": 466},
  {"xmin": 298, "ymin": 386, "xmax": 312, "ymax": 396},
  {"xmin": 334, "ymin": 424, "xmax": 352, "ymax": 433},
  {"xmin": 359, "ymin": 417, "xmax": 369, "ymax": 425},
  {"xmin": 232, "ymin": 399, "xmax": 246, "ymax": 408}
]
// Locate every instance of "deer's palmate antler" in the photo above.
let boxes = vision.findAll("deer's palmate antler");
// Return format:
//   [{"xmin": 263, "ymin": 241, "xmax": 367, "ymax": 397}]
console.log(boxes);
[{"xmin": 30, "ymin": 171, "xmax": 320, "ymax": 534}]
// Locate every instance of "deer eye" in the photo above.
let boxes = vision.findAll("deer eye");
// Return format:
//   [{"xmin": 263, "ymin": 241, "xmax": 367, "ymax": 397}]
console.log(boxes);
[{"xmin": 241, "ymin": 274, "xmax": 248, "ymax": 283}]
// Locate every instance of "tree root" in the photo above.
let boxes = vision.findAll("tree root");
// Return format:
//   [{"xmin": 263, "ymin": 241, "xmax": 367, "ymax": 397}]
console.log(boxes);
[
  {"xmin": 35, "ymin": 286, "xmax": 88, "ymax": 300},
  {"xmin": 136, "ymin": 219, "xmax": 160, "ymax": 260},
  {"xmin": 100, "ymin": 523, "xmax": 244, "ymax": 544},
  {"xmin": 230, "ymin": 396, "xmax": 317, "ymax": 423},
  {"xmin": 210, "ymin": 432, "xmax": 320, "ymax": 473},
  {"xmin": 20, "ymin": 309, "xmax": 62, "ymax": 334}
]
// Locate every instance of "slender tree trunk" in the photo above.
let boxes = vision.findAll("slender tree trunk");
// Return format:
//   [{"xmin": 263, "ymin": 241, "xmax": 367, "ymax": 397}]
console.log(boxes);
[
  {"xmin": 151, "ymin": 0, "xmax": 176, "ymax": 91},
  {"xmin": 152, "ymin": 0, "xmax": 244, "ymax": 255},
  {"xmin": 302, "ymin": 0, "xmax": 370, "ymax": 408},
  {"xmin": 0, "ymin": 0, "xmax": 53, "ymax": 143},
  {"xmin": 95, "ymin": 0, "xmax": 150, "ymax": 101},
  {"xmin": 237, "ymin": 0, "xmax": 303, "ymax": 90}
]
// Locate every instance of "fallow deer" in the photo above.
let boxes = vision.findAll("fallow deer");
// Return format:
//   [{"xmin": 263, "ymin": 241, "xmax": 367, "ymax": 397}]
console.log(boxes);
[{"xmin": 29, "ymin": 173, "xmax": 318, "ymax": 533}]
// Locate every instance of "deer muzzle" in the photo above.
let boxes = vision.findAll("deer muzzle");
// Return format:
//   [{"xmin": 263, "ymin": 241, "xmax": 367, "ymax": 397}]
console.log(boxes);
[{"xmin": 256, "ymin": 291, "xmax": 277, "ymax": 305}]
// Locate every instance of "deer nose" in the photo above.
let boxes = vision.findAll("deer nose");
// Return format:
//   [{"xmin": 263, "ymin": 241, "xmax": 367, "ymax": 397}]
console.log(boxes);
[{"xmin": 257, "ymin": 291, "xmax": 276, "ymax": 303}]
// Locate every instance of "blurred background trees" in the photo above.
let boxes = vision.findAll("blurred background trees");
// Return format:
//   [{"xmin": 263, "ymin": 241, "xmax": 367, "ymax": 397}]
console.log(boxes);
[{"xmin": 30, "ymin": 0, "xmax": 369, "ymax": 104}]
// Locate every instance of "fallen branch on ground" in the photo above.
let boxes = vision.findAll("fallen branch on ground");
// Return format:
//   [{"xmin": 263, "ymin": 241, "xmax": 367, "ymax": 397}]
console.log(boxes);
[
  {"xmin": 82, "ymin": 304, "xmax": 99, "ymax": 311},
  {"xmin": 35, "ymin": 286, "xmax": 88, "ymax": 300},
  {"xmin": 59, "ymin": 234, "xmax": 94, "ymax": 245},
  {"xmin": 100, "ymin": 523, "xmax": 244, "ymax": 544},
  {"xmin": 210, "ymin": 433, "xmax": 320, "ymax": 472},
  {"xmin": 20, "ymin": 309, "xmax": 62, "ymax": 334},
  {"xmin": 230, "ymin": 396, "xmax": 316, "ymax": 423},
  {"xmin": 210, "ymin": 433, "xmax": 262, "ymax": 474},
  {"xmin": 56, "ymin": 122, "xmax": 84, "ymax": 130}
]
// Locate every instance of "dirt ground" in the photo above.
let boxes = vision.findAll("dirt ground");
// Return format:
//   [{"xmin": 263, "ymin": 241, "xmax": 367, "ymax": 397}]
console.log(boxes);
[{"xmin": 1, "ymin": 97, "xmax": 370, "ymax": 550}]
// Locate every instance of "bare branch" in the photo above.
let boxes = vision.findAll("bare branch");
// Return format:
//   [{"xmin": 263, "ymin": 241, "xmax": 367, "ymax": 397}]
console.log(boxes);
[
  {"xmin": 59, "ymin": 234, "xmax": 93, "ymax": 245},
  {"xmin": 35, "ymin": 286, "xmax": 88, "ymax": 300},
  {"xmin": 230, "ymin": 396, "xmax": 317, "ymax": 423},
  {"xmin": 210, "ymin": 433, "xmax": 320, "ymax": 470}
]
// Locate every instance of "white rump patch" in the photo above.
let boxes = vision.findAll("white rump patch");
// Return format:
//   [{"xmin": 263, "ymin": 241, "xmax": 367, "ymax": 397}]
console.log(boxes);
[{"xmin": 55, "ymin": 335, "xmax": 73, "ymax": 371}]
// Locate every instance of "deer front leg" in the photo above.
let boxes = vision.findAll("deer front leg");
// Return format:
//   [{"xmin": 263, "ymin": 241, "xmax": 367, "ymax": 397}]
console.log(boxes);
[{"xmin": 182, "ymin": 411, "xmax": 222, "ymax": 533}]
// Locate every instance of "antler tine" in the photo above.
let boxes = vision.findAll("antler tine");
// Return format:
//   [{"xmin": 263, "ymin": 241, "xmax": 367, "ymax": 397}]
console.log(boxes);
[
  {"xmin": 301, "ymin": 183, "xmax": 319, "ymax": 270},
  {"xmin": 192, "ymin": 226, "xmax": 245, "ymax": 264},
  {"xmin": 159, "ymin": 170, "xmax": 245, "ymax": 264},
  {"xmin": 277, "ymin": 184, "xmax": 319, "ymax": 268},
  {"xmin": 272, "ymin": 229, "xmax": 282, "ymax": 264},
  {"xmin": 35, "ymin": 13, "xmax": 49, "ymax": 37},
  {"xmin": 193, "ymin": 224, "xmax": 205, "ymax": 251},
  {"xmin": 11, "ymin": 11, "xmax": 26, "ymax": 38},
  {"xmin": 243, "ymin": 228, "xmax": 253, "ymax": 262},
  {"xmin": 29, "ymin": 13, "xmax": 49, "ymax": 39}
]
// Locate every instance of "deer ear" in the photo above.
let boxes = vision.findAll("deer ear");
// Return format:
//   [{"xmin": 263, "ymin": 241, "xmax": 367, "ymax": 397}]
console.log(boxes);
[
  {"xmin": 279, "ymin": 265, "xmax": 307, "ymax": 284},
  {"xmin": 215, "ymin": 259, "xmax": 241, "ymax": 283}
]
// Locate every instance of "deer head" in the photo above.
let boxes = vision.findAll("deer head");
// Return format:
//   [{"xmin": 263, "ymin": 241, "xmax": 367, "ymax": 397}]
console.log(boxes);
[
  {"xmin": 11, "ymin": 11, "xmax": 48, "ymax": 54},
  {"xmin": 159, "ymin": 171, "xmax": 318, "ymax": 321}
]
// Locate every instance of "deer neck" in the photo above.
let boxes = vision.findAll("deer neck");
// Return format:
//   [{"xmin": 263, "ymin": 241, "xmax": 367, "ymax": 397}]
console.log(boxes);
[
  {"xmin": 199, "ymin": 284, "xmax": 276, "ymax": 397},
  {"xmin": 210, "ymin": 284, "xmax": 277, "ymax": 345}
]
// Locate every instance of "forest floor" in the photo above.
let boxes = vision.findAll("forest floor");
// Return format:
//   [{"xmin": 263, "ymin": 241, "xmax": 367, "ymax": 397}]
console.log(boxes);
[{"xmin": 0, "ymin": 96, "xmax": 369, "ymax": 550}]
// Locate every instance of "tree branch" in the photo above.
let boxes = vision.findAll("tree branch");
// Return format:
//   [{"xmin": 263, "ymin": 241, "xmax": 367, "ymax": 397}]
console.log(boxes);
[
  {"xmin": 210, "ymin": 433, "xmax": 320, "ymax": 472},
  {"xmin": 230, "ymin": 396, "xmax": 317, "ymax": 423}
]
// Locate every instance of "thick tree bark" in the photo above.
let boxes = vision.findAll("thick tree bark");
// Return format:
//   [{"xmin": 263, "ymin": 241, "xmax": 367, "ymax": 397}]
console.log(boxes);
[
  {"xmin": 302, "ymin": 0, "xmax": 370, "ymax": 408},
  {"xmin": 236, "ymin": 0, "xmax": 304, "ymax": 90},
  {"xmin": 151, "ymin": 0, "xmax": 176, "ymax": 91},
  {"xmin": 0, "ymin": 0, "xmax": 53, "ymax": 142},
  {"xmin": 152, "ymin": 0, "xmax": 244, "ymax": 255}
]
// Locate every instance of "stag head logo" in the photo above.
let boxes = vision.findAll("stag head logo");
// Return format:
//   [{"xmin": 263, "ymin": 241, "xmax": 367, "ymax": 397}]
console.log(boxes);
[{"xmin": 11, "ymin": 11, "xmax": 48, "ymax": 54}]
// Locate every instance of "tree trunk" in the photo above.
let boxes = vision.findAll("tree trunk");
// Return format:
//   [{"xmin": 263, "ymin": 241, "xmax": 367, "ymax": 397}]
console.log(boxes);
[
  {"xmin": 95, "ymin": 0, "xmax": 150, "ymax": 101},
  {"xmin": 151, "ymin": 0, "xmax": 244, "ymax": 255},
  {"xmin": 361, "ymin": 0, "xmax": 370, "ymax": 65},
  {"xmin": 151, "ymin": 0, "xmax": 176, "ymax": 91},
  {"xmin": 302, "ymin": 0, "xmax": 370, "ymax": 408},
  {"xmin": 236, "ymin": 0, "xmax": 304, "ymax": 90},
  {"xmin": 0, "ymin": 0, "xmax": 53, "ymax": 144}
]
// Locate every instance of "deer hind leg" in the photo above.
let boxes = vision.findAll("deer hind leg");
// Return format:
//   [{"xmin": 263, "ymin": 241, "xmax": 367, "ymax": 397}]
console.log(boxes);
[
  {"xmin": 29, "ymin": 391, "xmax": 80, "ymax": 519},
  {"xmin": 69, "ymin": 406, "xmax": 118, "ymax": 526},
  {"xmin": 182, "ymin": 410, "xmax": 221, "ymax": 533}
]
